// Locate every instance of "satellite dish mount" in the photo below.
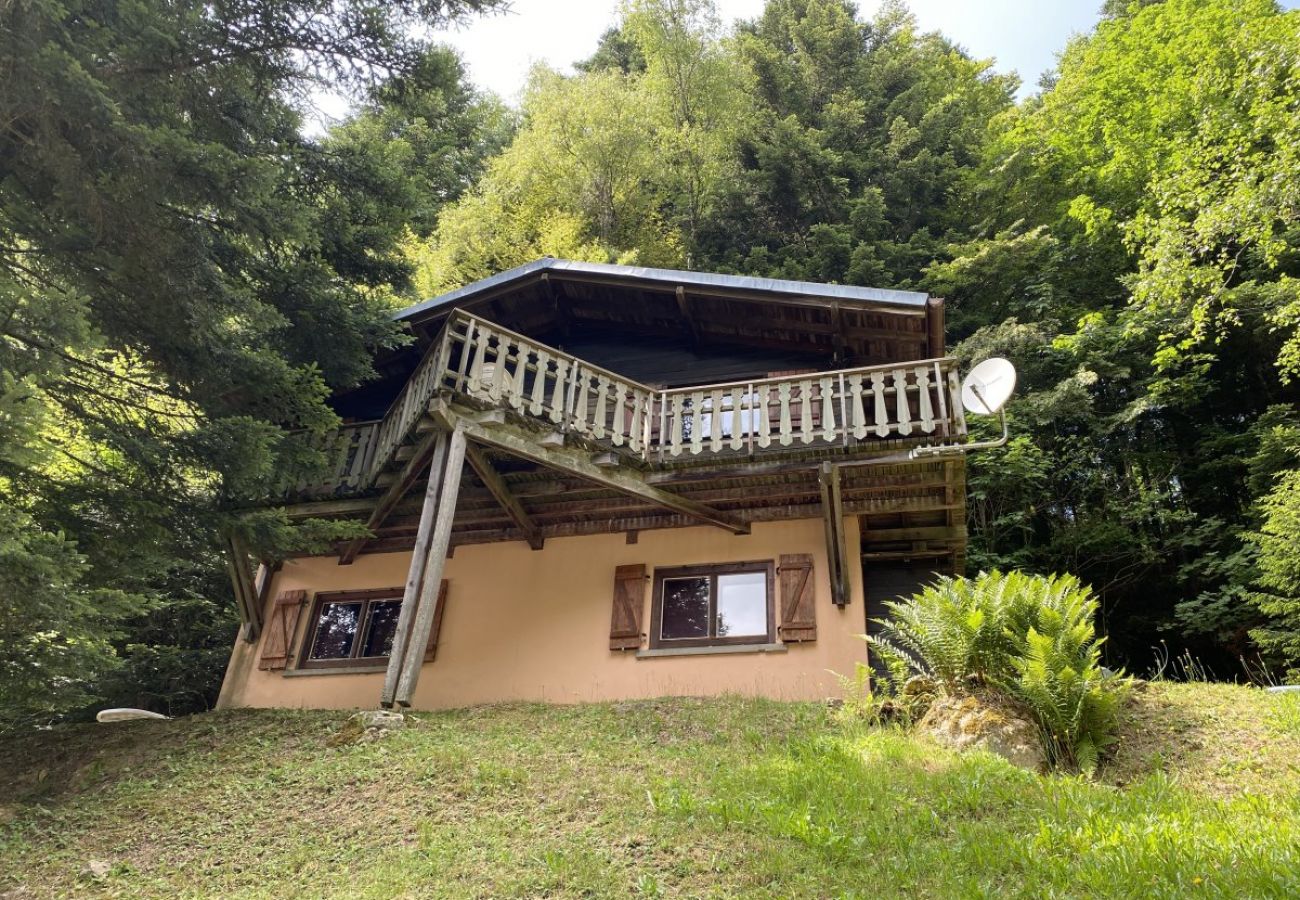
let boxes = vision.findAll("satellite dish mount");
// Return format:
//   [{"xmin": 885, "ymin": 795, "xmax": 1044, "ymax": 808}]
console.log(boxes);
[{"xmin": 910, "ymin": 357, "xmax": 1017, "ymax": 459}]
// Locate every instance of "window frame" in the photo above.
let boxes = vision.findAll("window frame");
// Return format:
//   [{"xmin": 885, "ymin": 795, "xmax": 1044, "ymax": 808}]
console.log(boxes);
[
  {"xmin": 297, "ymin": 587, "xmax": 406, "ymax": 670},
  {"xmin": 648, "ymin": 561, "xmax": 776, "ymax": 650}
]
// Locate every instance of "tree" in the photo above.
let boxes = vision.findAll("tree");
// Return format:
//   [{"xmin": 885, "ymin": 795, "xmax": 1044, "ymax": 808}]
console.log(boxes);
[
  {"xmin": 0, "ymin": 0, "xmax": 502, "ymax": 722},
  {"xmin": 706, "ymin": 0, "xmax": 1015, "ymax": 287},
  {"xmin": 935, "ymin": 0, "xmax": 1300, "ymax": 673}
]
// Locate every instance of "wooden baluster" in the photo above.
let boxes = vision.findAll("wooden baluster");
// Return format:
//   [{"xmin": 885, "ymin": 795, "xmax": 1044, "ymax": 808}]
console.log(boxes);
[
  {"xmin": 871, "ymin": 371, "xmax": 889, "ymax": 437},
  {"xmin": 914, "ymin": 365, "xmax": 935, "ymax": 433},
  {"xmin": 549, "ymin": 357, "xmax": 569, "ymax": 423},
  {"xmin": 669, "ymin": 393, "xmax": 685, "ymax": 457},
  {"xmin": 710, "ymin": 389, "xmax": 723, "ymax": 452},
  {"xmin": 689, "ymin": 391, "xmax": 705, "ymax": 455},
  {"xmin": 487, "ymin": 336, "xmax": 509, "ymax": 403},
  {"xmin": 656, "ymin": 393, "xmax": 668, "ymax": 458},
  {"xmin": 591, "ymin": 373, "xmax": 610, "ymax": 439},
  {"xmin": 778, "ymin": 382, "xmax": 794, "ymax": 446},
  {"xmin": 934, "ymin": 360, "xmax": 950, "ymax": 438},
  {"xmin": 342, "ymin": 428, "xmax": 361, "ymax": 493},
  {"xmin": 454, "ymin": 319, "xmax": 477, "ymax": 390},
  {"xmin": 644, "ymin": 393, "xmax": 655, "ymax": 458},
  {"xmin": 820, "ymin": 376, "xmax": 836, "ymax": 442},
  {"xmin": 948, "ymin": 367, "xmax": 967, "ymax": 437},
  {"xmin": 506, "ymin": 343, "xmax": 527, "ymax": 411},
  {"xmin": 529, "ymin": 349, "xmax": 549, "ymax": 416},
  {"xmin": 571, "ymin": 369, "xmax": 593, "ymax": 436},
  {"xmin": 894, "ymin": 368, "xmax": 912, "ymax": 436},
  {"xmin": 756, "ymin": 385, "xmax": 771, "ymax": 448},
  {"xmin": 849, "ymin": 374, "xmax": 867, "ymax": 440},
  {"xmin": 610, "ymin": 381, "xmax": 627, "ymax": 446},
  {"xmin": 729, "ymin": 388, "xmax": 744, "ymax": 451},
  {"xmin": 748, "ymin": 382, "xmax": 759, "ymax": 452},
  {"xmin": 468, "ymin": 325, "xmax": 490, "ymax": 396},
  {"xmin": 628, "ymin": 389, "xmax": 643, "ymax": 452},
  {"xmin": 798, "ymin": 379, "xmax": 814, "ymax": 444}
]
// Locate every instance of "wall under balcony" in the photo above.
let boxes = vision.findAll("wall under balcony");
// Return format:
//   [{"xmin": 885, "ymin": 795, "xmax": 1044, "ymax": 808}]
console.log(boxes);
[{"xmin": 218, "ymin": 518, "xmax": 877, "ymax": 711}]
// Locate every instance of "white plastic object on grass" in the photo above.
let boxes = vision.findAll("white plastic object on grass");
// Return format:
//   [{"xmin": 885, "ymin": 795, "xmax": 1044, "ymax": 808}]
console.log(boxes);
[{"xmin": 96, "ymin": 708, "xmax": 170, "ymax": 723}]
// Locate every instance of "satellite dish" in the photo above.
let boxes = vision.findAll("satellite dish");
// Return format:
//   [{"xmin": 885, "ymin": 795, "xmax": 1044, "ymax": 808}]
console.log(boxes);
[{"xmin": 961, "ymin": 357, "xmax": 1017, "ymax": 415}]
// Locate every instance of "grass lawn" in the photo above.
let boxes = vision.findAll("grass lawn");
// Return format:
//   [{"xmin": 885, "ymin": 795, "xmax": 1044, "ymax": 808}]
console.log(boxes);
[{"xmin": 2, "ymin": 682, "xmax": 1300, "ymax": 898}]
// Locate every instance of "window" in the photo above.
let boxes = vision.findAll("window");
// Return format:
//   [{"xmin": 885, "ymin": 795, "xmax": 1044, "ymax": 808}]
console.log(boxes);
[
  {"xmin": 649, "ymin": 562, "xmax": 775, "ymax": 649},
  {"xmin": 299, "ymin": 588, "xmax": 405, "ymax": 669}
]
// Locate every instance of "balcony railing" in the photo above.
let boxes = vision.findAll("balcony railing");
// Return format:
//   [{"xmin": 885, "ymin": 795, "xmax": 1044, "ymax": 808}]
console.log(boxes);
[{"xmin": 294, "ymin": 310, "xmax": 966, "ymax": 498}]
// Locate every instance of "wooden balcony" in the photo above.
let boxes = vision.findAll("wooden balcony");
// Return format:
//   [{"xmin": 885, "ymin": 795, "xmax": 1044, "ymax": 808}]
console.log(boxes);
[{"xmin": 292, "ymin": 310, "xmax": 967, "ymax": 500}]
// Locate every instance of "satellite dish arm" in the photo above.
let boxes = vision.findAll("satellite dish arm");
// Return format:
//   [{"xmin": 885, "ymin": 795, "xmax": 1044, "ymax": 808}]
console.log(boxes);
[{"xmin": 908, "ymin": 406, "xmax": 1010, "ymax": 460}]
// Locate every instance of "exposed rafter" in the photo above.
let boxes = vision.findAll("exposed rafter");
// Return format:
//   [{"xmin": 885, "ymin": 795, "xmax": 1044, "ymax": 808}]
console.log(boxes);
[
  {"xmin": 676, "ymin": 285, "xmax": 702, "ymax": 349},
  {"xmin": 464, "ymin": 442, "xmax": 545, "ymax": 550},
  {"xmin": 339, "ymin": 428, "xmax": 443, "ymax": 564}
]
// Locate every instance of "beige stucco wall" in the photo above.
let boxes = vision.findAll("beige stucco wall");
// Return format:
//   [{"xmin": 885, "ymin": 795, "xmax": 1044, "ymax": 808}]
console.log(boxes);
[{"xmin": 217, "ymin": 517, "xmax": 868, "ymax": 711}]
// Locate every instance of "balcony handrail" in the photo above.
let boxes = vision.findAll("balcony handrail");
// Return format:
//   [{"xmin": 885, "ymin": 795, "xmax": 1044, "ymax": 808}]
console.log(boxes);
[{"xmin": 657, "ymin": 355, "xmax": 956, "ymax": 395}]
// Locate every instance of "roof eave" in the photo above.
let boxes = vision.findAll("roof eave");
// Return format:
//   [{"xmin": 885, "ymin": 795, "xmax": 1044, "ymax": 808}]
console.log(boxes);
[{"xmin": 394, "ymin": 258, "xmax": 930, "ymax": 326}]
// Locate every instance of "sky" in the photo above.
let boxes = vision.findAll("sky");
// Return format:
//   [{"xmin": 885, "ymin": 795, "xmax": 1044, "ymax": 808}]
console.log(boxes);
[{"xmin": 431, "ymin": 0, "xmax": 1104, "ymax": 104}]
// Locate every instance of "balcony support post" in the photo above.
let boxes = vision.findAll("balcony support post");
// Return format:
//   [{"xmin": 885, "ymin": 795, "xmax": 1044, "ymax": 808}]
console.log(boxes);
[
  {"xmin": 385, "ymin": 423, "xmax": 468, "ymax": 708},
  {"xmin": 819, "ymin": 461, "xmax": 850, "ymax": 608}
]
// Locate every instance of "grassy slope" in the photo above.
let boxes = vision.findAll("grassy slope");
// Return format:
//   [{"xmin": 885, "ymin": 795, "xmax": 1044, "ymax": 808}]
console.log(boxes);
[{"xmin": 2, "ymin": 684, "xmax": 1299, "ymax": 899}]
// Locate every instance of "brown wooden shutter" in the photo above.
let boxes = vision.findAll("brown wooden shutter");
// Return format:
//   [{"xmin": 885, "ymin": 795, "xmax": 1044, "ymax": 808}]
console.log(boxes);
[
  {"xmin": 258, "ymin": 589, "xmax": 306, "ymax": 670},
  {"xmin": 610, "ymin": 564, "xmax": 646, "ymax": 650},
  {"xmin": 778, "ymin": 554, "xmax": 817, "ymax": 642},
  {"xmin": 423, "ymin": 580, "xmax": 449, "ymax": 662}
]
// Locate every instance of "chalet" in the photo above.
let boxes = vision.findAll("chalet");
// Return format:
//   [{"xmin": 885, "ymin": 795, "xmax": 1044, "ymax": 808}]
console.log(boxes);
[{"xmin": 216, "ymin": 259, "xmax": 971, "ymax": 711}]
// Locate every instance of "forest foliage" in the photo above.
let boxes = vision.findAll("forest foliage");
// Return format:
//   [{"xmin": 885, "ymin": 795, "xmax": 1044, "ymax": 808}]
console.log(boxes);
[{"xmin": 2, "ymin": 0, "xmax": 1300, "ymax": 726}]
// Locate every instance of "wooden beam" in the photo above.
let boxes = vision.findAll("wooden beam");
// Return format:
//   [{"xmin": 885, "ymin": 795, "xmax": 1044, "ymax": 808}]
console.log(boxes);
[
  {"xmin": 926, "ymin": 296, "xmax": 946, "ymax": 359},
  {"xmin": 860, "ymin": 524, "xmax": 967, "ymax": 543},
  {"xmin": 829, "ymin": 302, "xmax": 852, "ymax": 363},
  {"xmin": 676, "ymin": 285, "xmax": 702, "ymax": 349},
  {"xmin": 861, "ymin": 549, "xmax": 954, "ymax": 561},
  {"xmin": 381, "ymin": 430, "xmax": 449, "ymax": 708},
  {"xmin": 819, "ymin": 462, "xmax": 849, "ymax": 607},
  {"xmin": 464, "ymin": 441, "xmax": 544, "ymax": 550},
  {"xmin": 223, "ymin": 534, "xmax": 262, "ymax": 640},
  {"xmin": 542, "ymin": 272, "xmax": 571, "ymax": 344},
  {"xmin": 543, "ymin": 270, "xmax": 929, "ymax": 317},
  {"xmin": 430, "ymin": 402, "xmax": 750, "ymax": 535},
  {"xmin": 282, "ymin": 496, "xmax": 380, "ymax": 519},
  {"xmin": 339, "ymin": 428, "xmax": 443, "ymax": 564},
  {"xmin": 394, "ymin": 425, "xmax": 468, "ymax": 707}
]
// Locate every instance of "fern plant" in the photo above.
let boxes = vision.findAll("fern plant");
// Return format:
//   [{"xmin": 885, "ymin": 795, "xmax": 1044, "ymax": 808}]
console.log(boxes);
[{"xmin": 867, "ymin": 570, "xmax": 1129, "ymax": 774}]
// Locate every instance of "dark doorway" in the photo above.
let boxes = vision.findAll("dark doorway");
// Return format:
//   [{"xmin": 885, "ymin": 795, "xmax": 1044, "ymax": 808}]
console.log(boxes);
[{"xmin": 863, "ymin": 560, "xmax": 947, "ymax": 683}]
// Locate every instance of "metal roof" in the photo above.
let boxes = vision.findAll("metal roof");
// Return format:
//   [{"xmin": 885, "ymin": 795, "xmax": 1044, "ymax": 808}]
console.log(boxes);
[{"xmin": 395, "ymin": 258, "xmax": 929, "ymax": 323}]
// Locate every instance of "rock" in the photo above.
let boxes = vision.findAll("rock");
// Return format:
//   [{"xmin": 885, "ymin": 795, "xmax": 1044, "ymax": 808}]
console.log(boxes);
[
  {"xmin": 329, "ymin": 709, "xmax": 406, "ymax": 746},
  {"xmin": 82, "ymin": 860, "xmax": 112, "ymax": 880},
  {"xmin": 916, "ymin": 692, "xmax": 1046, "ymax": 772},
  {"xmin": 901, "ymin": 675, "xmax": 937, "ymax": 697},
  {"xmin": 353, "ymin": 709, "xmax": 405, "ymax": 731}
]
